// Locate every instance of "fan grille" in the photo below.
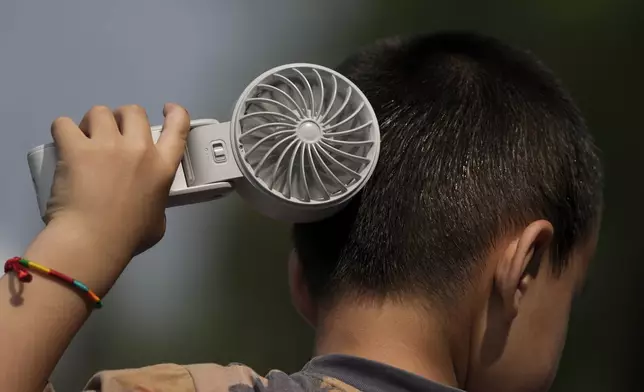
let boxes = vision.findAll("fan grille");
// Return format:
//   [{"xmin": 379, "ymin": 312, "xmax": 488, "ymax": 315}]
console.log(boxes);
[{"xmin": 232, "ymin": 64, "xmax": 379, "ymax": 206}]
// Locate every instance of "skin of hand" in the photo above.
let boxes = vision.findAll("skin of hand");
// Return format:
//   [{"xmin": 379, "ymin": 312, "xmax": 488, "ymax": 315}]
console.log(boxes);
[{"xmin": 0, "ymin": 103, "xmax": 191, "ymax": 392}]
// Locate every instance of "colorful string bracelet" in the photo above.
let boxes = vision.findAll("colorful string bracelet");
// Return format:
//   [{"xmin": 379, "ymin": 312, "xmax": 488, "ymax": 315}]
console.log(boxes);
[{"xmin": 4, "ymin": 257, "xmax": 103, "ymax": 309}]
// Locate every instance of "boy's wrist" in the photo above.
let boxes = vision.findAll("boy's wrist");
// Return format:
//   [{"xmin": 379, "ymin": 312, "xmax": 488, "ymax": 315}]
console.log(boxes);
[{"xmin": 23, "ymin": 214, "xmax": 135, "ymax": 297}]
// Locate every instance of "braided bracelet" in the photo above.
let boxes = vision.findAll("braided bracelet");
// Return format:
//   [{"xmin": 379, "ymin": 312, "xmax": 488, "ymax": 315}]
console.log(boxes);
[{"xmin": 4, "ymin": 257, "xmax": 103, "ymax": 308}]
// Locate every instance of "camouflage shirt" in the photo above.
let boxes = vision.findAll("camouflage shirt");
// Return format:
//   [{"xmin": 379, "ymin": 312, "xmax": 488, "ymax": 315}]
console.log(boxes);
[{"xmin": 45, "ymin": 354, "xmax": 462, "ymax": 392}]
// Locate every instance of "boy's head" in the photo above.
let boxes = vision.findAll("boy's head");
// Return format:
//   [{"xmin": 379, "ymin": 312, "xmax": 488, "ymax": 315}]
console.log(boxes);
[{"xmin": 289, "ymin": 32, "xmax": 602, "ymax": 392}]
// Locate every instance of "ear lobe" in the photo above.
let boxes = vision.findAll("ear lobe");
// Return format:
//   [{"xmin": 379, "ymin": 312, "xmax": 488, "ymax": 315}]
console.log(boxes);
[
  {"xmin": 288, "ymin": 250, "xmax": 317, "ymax": 327},
  {"xmin": 495, "ymin": 220, "xmax": 554, "ymax": 320}
]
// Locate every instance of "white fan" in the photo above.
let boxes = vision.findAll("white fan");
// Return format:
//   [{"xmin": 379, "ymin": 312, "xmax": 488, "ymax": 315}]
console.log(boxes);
[{"xmin": 27, "ymin": 63, "xmax": 380, "ymax": 223}]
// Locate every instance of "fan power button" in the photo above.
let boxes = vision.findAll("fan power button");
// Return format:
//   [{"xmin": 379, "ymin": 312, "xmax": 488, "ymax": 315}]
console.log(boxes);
[{"xmin": 212, "ymin": 141, "xmax": 227, "ymax": 163}]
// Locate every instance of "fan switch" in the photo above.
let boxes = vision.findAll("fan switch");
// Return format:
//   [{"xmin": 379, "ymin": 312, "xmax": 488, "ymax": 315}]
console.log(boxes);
[{"xmin": 212, "ymin": 141, "xmax": 227, "ymax": 163}]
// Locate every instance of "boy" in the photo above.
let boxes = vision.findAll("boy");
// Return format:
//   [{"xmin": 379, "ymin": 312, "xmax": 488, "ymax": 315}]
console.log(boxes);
[{"xmin": 0, "ymin": 32, "xmax": 602, "ymax": 392}]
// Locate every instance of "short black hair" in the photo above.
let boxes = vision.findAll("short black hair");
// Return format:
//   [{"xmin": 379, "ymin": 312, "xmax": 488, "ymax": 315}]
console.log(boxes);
[{"xmin": 292, "ymin": 32, "xmax": 603, "ymax": 305}]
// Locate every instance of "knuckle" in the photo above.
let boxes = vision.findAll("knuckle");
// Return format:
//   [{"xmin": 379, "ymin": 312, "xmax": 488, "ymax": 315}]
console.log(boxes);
[
  {"xmin": 75, "ymin": 142, "xmax": 93, "ymax": 155},
  {"xmin": 89, "ymin": 105, "xmax": 111, "ymax": 116},
  {"xmin": 121, "ymin": 139, "xmax": 151, "ymax": 160},
  {"xmin": 122, "ymin": 104, "xmax": 146, "ymax": 116},
  {"xmin": 128, "ymin": 140, "xmax": 150, "ymax": 155},
  {"xmin": 51, "ymin": 116, "xmax": 71, "ymax": 126},
  {"xmin": 85, "ymin": 140, "xmax": 115, "ymax": 158},
  {"xmin": 51, "ymin": 116, "xmax": 71, "ymax": 131},
  {"xmin": 102, "ymin": 138, "xmax": 119, "ymax": 151}
]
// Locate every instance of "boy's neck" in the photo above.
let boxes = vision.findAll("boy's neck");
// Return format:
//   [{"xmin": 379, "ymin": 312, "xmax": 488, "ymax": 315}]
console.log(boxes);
[{"xmin": 314, "ymin": 300, "xmax": 469, "ymax": 388}]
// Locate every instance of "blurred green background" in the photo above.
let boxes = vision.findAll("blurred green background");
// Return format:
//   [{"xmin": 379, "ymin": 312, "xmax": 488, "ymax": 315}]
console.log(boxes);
[{"xmin": 0, "ymin": 1, "xmax": 641, "ymax": 391}]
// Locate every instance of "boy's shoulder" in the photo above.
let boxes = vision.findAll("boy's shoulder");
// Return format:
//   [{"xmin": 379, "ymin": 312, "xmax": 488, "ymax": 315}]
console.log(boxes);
[
  {"xmin": 45, "ymin": 362, "xmax": 360, "ymax": 392},
  {"xmin": 44, "ymin": 355, "xmax": 463, "ymax": 392}
]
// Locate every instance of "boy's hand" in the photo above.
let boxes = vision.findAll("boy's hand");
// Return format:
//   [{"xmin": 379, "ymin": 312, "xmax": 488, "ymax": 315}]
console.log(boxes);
[
  {"xmin": 0, "ymin": 104, "xmax": 189, "ymax": 392},
  {"xmin": 46, "ymin": 103, "xmax": 190, "ymax": 258}
]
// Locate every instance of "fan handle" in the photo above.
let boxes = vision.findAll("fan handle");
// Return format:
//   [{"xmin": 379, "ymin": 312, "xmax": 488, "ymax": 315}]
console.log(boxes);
[{"xmin": 27, "ymin": 119, "xmax": 242, "ymax": 221}]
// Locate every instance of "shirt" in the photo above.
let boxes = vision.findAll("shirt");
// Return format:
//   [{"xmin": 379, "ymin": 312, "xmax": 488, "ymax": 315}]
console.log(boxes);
[{"xmin": 44, "ymin": 354, "xmax": 464, "ymax": 392}]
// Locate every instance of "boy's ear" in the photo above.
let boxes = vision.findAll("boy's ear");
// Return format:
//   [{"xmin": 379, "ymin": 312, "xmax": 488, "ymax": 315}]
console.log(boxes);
[
  {"xmin": 288, "ymin": 250, "xmax": 317, "ymax": 327},
  {"xmin": 494, "ymin": 220, "xmax": 554, "ymax": 320}
]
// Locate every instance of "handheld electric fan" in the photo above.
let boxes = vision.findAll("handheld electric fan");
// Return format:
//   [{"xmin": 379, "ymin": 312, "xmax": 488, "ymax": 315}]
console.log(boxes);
[{"xmin": 27, "ymin": 63, "xmax": 380, "ymax": 223}]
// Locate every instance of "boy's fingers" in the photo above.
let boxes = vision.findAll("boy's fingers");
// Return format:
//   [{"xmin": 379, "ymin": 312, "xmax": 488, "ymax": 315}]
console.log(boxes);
[
  {"xmin": 51, "ymin": 116, "xmax": 85, "ymax": 152},
  {"xmin": 156, "ymin": 103, "xmax": 190, "ymax": 168},
  {"xmin": 113, "ymin": 105, "xmax": 154, "ymax": 145},
  {"xmin": 78, "ymin": 105, "xmax": 119, "ymax": 141}
]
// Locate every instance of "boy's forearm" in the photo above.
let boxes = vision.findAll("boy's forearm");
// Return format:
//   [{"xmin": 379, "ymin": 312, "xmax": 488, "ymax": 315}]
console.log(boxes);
[{"xmin": 0, "ymin": 218, "xmax": 131, "ymax": 392}]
